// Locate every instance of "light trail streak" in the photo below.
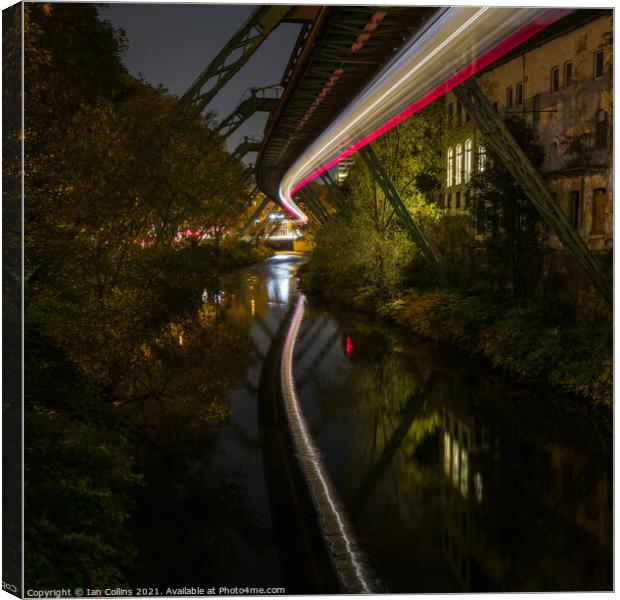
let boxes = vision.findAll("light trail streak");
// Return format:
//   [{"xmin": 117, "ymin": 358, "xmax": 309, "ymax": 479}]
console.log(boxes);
[
  {"xmin": 280, "ymin": 294, "xmax": 375, "ymax": 593},
  {"xmin": 278, "ymin": 7, "xmax": 572, "ymax": 222}
]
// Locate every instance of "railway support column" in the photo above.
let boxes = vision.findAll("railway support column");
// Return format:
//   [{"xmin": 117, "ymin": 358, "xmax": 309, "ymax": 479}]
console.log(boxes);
[
  {"xmin": 302, "ymin": 186, "xmax": 331, "ymax": 223},
  {"xmin": 454, "ymin": 76, "xmax": 612, "ymax": 306},
  {"xmin": 252, "ymin": 205, "xmax": 278, "ymax": 241},
  {"xmin": 358, "ymin": 143, "xmax": 448, "ymax": 288},
  {"xmin": 296, "ymin": 190, "xmax": 326, "ymax": 225},
  {"xmin": 319, "ymin": 170, "xmax": 351, "ymax": 215},
  {"xmin": 240, "ymin": 196, "xmax": 270, "ymax": 238}
]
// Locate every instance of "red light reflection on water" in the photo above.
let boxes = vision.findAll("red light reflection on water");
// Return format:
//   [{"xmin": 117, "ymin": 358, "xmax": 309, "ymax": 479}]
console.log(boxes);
[{"xmin": 345, "ymin": 335, "xmax": 354, "ymax": 358}]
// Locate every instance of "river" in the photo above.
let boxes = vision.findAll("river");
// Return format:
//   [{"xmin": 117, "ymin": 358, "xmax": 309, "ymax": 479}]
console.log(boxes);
[{"xmin": 133, "ymin": 252, "xmax": 612, "ymax": 593}]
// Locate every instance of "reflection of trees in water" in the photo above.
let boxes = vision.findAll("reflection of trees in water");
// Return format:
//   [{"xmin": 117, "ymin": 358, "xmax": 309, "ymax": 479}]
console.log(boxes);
[
  {"xmin": 129, "ymin": 292, "xmax": 262, "ymax": 586},
  {"xmin": 134, "ymin": 438, "xmax": 257, "ymax": 588},
  {"xmin": 126, "ymin": 293, "xmax": 249, "ymax": 449}
]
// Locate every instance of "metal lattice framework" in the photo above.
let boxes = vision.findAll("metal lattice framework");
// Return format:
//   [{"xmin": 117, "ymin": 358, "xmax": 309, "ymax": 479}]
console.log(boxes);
[
  {"xmin": 359, "ymin": 143, "xmax": 449, "ymax": 288},
  {"xmin": 240, "ymin": 196, "xmax": 271, "ymax": 238},
  {"xmin": 175, "ymin": 6, "xmax": 291, "ymax": 120},
  {"xmin": 453, "ymin": 77, "xmax": 612, "ymax": 306},
  {"xmin": 217, "ymin": 85, "xmax": 282, "ymax": 140},
  {"xmin": 228, "ymin": 136, "xmax": 262, "ymax": 164},
  {"xmin": 319, "ymin": 170, "xmax": 351, "ymax": 214}
]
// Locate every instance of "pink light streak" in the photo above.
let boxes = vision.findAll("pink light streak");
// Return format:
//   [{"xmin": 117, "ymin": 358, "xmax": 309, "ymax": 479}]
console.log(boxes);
[{"xmin": 290, "ymin": 8, "xmax": 571, "ymax": 197}]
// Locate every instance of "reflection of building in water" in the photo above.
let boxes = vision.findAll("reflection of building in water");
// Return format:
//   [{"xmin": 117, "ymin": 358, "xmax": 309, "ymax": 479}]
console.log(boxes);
[{"xmin": 439, "ymin": 401, "xmax": 611, "ymax": 592}]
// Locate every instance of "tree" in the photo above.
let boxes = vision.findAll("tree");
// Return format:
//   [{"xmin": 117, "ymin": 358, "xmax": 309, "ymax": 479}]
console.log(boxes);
[{"xmin": 469, "ymin": 116, "xmax": 545, "ymax": 298}]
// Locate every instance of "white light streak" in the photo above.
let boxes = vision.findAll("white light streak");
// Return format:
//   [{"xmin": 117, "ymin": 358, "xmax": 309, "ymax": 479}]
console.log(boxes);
[{"xmin": 280, "ymin": 295, "xmax": 375, "ymax": 593}]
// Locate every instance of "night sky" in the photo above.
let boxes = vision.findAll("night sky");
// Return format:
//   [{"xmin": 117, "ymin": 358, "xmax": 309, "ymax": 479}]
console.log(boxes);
[{"xmin": 101, "ymin": 3, "xmax": 302, "ymax": 157}]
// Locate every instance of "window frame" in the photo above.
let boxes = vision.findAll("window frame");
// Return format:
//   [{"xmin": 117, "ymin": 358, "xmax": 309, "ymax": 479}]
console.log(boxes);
[
  {"xmin": 455, "ymin": 143, "xmax": 463, "ymax": 185},
  {"xmin": 564, "ymin": 60, "xmax": 573, "ymax": 87},
  {"xmin": 506, "ymin": 86, "xmax": 513, "ymax": 109},
  {"xmin": 551, "ymin": 65, "xmax": 560, "ymax": 92},
  {"xmin": 447, "ymin": 147, "xmax": 454, "ymax": 187},
  {"xmin": 594, "ymin": 50, "xmax": 605, "ymax": 79},
  {"xmin": 516, "ymin": 81, "xmax": 523, "ymax": 106},
  {"xmin": 464, "ymin": 138, "xmax": 473, "ymax": 181}
]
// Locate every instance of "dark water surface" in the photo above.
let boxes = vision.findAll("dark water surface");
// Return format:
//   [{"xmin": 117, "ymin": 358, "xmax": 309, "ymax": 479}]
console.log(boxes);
[{"xmin": 134, "ymin": 253, "xmax": 612, "ymax": 593}]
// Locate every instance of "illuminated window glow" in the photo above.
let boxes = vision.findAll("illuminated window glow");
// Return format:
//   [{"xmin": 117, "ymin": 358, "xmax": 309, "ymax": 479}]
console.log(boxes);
[{"xmin": 464, "ymin": 138, "xmax": 473, "ymax": 181}]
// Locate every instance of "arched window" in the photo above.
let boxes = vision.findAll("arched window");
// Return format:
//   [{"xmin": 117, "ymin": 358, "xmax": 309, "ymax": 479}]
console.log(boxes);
[
  {"xmin": 464, "ymin": 139, "xmax": 473, "ymax": 181},
  {"xmin": 455, "ymin": 143, "xmax": 463, "ymax": 185},
  {"xmin": 447, "ymin": 147, "xmax": 454, "ymax": 187}
]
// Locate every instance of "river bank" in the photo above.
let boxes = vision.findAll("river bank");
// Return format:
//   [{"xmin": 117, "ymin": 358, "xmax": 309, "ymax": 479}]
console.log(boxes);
[{"xmin": 298, "ymin": 265, "xmax": 612, "ymax": 410}]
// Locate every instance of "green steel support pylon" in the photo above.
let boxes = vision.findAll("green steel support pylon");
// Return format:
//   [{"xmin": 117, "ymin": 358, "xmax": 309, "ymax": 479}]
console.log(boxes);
[
  {"xmin": 453, "ymin": 77, "xmax": 612, "ymax": 306},
  {"xmin": 302, "ymin": 186, "xmax": 331, "ymax": 223},
  {"xmin": 243, "ymin": 185, "xmax": 261, "ymax": 207},
  {"xmin": 217, "ymin": 86, "xmax": 281, "ymax": 140},
  {"xmin": 240, "ymin": 196, "xmax": 270, "ymax": 237},
  {"xmin": 359, "ymin": 143, "xmax": 449, "ymax": 288},
  {"xmin": 296, "ymin": 191, "xmax": 326, "ymax": 225},
  {"xmin": 319, "ymin": 170, "xmax": 351, "ymax": 214},
  {"xmin": 252, "ymin": 205, "xmax": 278, "ymax": 241},
  {"xmin": 175, "ymin": 6, "xmax": 290, "ymax": 120},
  {"xmin": 229, "ymin": 137, "xmax": 262, "ymax": 164}
]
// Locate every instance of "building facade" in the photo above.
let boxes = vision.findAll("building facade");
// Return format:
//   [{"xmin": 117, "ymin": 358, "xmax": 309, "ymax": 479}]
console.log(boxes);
[{"xmin": 442, "ymin": 10, "xmax": 613, "ymax": 253}]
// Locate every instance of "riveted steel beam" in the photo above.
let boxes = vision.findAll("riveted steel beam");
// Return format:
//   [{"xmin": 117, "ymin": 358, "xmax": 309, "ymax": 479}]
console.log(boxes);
[
  {"xmin": 454, "ymin": 76, "xmax": 612, "ymax": 306},
  {"xmin": 319, "ymin": 170, "xmax": 351, "ymax": 214},
  {"xmin": 301, "ymin": 186, "xmax": 331, "ymax": 223},
  {"xmin": 295, "ymin": 192, "xmax": 325, "ymax": 225},
  {"xmin": 359, "ymin": 143, "xmax": 449, "ymax": 288},
  {"xmin": 252, "ymin": 204, "xmax": 278, "ymax": 241},
  {"xmin": 229, "ymin": 137, "xmax": 263, "ymax": 164},
  {"xmin": 240, "ymin": 196, "xmax": 270, "ymax": 237},
  {"xmin": 217, "ymin": 86, "xmax": 281, "ymax": 140}
]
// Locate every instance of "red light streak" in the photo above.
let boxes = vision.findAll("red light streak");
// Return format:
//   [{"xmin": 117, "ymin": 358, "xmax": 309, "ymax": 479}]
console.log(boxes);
[{"xmin": 290, "ymin": 8, "xmax": 571, "ymax": 197}]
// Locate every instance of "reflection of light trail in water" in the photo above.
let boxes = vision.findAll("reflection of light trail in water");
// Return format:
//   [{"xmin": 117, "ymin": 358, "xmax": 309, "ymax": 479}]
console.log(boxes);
[{"xmin": 280, "ymin": 294, "xmax": 375, "ymax": 593}]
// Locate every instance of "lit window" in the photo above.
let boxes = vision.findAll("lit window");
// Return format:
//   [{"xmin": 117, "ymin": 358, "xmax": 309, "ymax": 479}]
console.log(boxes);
[
  {"xmin": 477, "ymin": 145, "xmax": 486, "ymax": 172},
  {"xmin": 455, "ymin": 143, "xmax": 463, "ymax": 185},
  {"xmin": 516, "ymin": 81, "xmax": 523, "ymax": 105},
  {"xmin": 460, "ymin": 447, "xmax": 468, "ymax": 498},
  {"xmin": 564, "ymin": 60, "xmax": 573, "ymax": 86},
  {"xmin": 594, "ymin": 50, "xmax": 605, "ymax": 79},
  {"xmin": 551, "ymin": 65, "xmax": 560, "ymax": 92},
  {"xmin": 464, "ymin": 138, "xmax": 473, "ymax": 181},
  {"xmin": 447, "ymin": 147, "xmax": 454, "ymax": 186}
]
